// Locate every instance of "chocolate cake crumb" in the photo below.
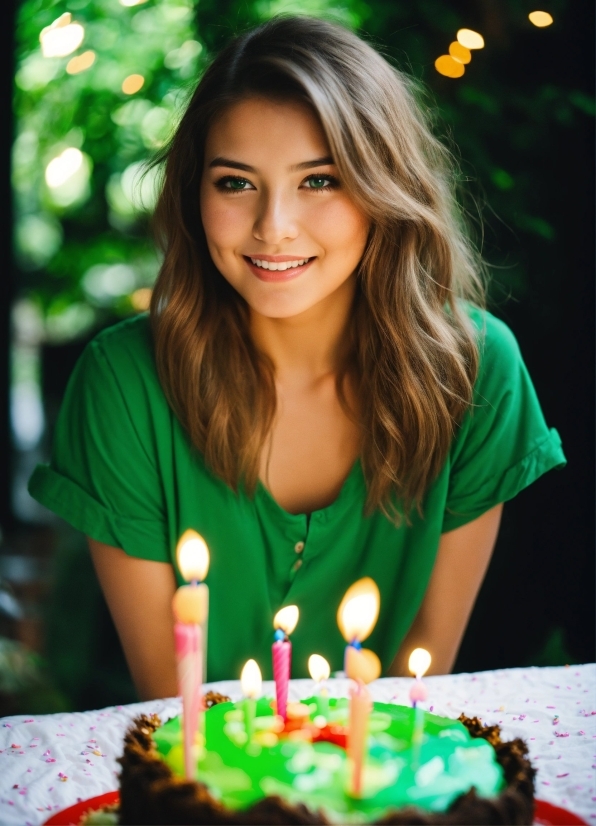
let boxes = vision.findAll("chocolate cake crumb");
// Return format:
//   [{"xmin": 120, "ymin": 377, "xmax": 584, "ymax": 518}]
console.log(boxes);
[{"xmin": 203, "ymin": 691, "xmax": 232, "ymax": 708}]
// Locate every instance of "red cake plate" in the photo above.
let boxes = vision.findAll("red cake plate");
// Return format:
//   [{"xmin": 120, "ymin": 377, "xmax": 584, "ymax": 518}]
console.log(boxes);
[
  {"xmin": 43, "ymin": 790, "xmax": 119, "ymax": 825},
  {"xmin": 534, "ymin": 798, "xmax": 589, "ymax": 825},
  {"xmin": 43, "ymin": 792, "xmax": 588, "ymax": 826}
]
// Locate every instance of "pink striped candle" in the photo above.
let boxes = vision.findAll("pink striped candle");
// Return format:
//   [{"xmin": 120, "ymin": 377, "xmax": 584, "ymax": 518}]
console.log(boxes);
[
  {"xmin": 272, "ymin": 605, "xmax": 299, "ymax": 722},
  {"xmin": 174, "ymin": 622, "xmax": 202, "ymax": 779},
  {"xmin": 272, "ymin": 639, "xmax": 291, "ymax": 720},
  {"xmin": 173, "ymin": 531, "xmax": 210, "ymax": 780}
]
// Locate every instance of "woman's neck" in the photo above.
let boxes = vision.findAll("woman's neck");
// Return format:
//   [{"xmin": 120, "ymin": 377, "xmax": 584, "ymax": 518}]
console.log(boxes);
[{"xmin": 249, "ymin": 275, "xmax": 356, "ymax": 382}]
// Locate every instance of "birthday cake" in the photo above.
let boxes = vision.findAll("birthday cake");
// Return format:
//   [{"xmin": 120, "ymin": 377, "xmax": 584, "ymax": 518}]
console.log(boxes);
[{"xmin": 116, "ymin": 689, "xmax": 536, "ymax": 824}]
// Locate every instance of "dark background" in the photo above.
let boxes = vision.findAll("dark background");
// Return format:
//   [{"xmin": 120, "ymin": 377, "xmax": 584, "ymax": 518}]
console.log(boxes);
[{"xmin": 1, "ymin": 0, "xmax": 594, "ymax": 712}]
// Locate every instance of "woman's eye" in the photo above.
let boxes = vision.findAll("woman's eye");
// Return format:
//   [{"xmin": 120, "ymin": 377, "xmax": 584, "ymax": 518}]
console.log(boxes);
[
  {"xmin": 215, "ymin": 176, "xmax": 254, "ymax": 192},
  {"xmin": 303, "ymin": 174, "xmax": 339, "ymax": 191}
]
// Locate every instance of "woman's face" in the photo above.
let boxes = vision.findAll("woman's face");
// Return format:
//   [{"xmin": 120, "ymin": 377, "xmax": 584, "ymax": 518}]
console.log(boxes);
[{"xmin": 200, "ymin": 97, "xmax": 370, "ymax": 320}]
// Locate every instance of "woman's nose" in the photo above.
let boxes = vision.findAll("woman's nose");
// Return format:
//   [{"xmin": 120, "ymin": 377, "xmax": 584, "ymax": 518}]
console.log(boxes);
[{"xmin": 252, "ymin": 191, "xmax": 299, "ymax": 245}]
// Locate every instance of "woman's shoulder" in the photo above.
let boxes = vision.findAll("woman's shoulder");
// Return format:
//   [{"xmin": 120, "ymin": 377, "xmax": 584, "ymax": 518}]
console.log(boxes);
[
  {"xmin": 463, "ymin": 304, "xmax": 523, "ymax": 384},
  {"xmin": 465, "ymin": 304, "xmax": 519, "ymax": 355},
  {"xmin": 89, "ymin": 312, "xmax": 153, "ymax": 365},
  {"xmin": 73, "ymin": 313, "xmax": 162, "ymax": 407}
]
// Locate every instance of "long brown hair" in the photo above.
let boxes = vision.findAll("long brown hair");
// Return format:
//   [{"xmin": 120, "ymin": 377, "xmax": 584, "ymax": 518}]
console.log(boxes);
[{"xmin": 150, "ymin": 15, "xmax": 485, "ymax": 522}]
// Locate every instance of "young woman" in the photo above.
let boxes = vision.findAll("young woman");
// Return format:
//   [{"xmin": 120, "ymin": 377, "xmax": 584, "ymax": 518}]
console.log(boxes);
[{"xmin": 29, "ymin": 16, "xmax": 565, "ymax": 701}]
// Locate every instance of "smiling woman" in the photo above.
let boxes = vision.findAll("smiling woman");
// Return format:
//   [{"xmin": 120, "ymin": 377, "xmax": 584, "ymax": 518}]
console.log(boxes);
[
  {"xmin": 28, "ymin": 16, "xmax": 565, "ymax": 698},
  {"xmin": 199, "ymin": 97, "xmax": 369, "ymax": 327},
  {"xmin": 199, "ymin": 96, "xmax": 369, "ymax": 511}
]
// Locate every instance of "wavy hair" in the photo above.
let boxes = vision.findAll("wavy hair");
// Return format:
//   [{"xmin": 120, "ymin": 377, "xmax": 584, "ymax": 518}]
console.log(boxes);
[{"xmin": 150, "ymin": 15, "xmax": 486, "ymax": 522}]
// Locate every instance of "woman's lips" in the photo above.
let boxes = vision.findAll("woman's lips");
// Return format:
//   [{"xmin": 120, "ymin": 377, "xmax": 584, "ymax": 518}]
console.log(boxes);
[{"xmin": 243, "ymin": 256, "xmax": 315, "ymax": 282}]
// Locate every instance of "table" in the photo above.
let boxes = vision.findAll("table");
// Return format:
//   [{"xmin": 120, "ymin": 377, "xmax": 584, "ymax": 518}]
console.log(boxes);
[{"xmin": 0, "ymin": 664, "xmax": 594, "ymax": 825}]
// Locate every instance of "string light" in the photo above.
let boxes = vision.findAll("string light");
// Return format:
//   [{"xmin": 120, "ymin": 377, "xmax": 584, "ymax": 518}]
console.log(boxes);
[
  {"xmin": 529, "ymin": 11, "xmax": 553, "ymax": 27},
  {"xmin": 40, "ymin": 13, "xmax": 85, "ymax": 58},
  {"xmin": 66, "ymin": 51, "xmax": 95, "ymax": 75},
  {"xmin": 435, "ymin": 55, "xmax": 465, "ymax": 79},
  {"xmin": 456, "ymin": 29, "xmax": 485, "ymax": 50},
  {"xmin": 449, "ymin": 41, "xmax": 471, "ymax": 64},
  {"xmin": 122, "ymin": 74, "xmax": 144, "ymax": 94}
]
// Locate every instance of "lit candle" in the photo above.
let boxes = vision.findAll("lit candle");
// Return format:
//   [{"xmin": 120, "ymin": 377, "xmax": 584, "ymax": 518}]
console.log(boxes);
[
  {"xmin": 337, "ymin": 578, "xmax": 381, "ymax": 683},
  {"xmin": 272, "ymin": 605, "xmax": 299, "ymax": 722},
  {"xmin": 240, "ymin": 659, "xmax": 262, "ymax": 743},
  {"xmin": 408, "ymin": 647, "xmax": 431, "ymax": 708},
  {"xmin": 337, "ymin": 577, "xmax": 381, "ymax": 797},
  {"xmin": 308, "ymin": 654, "xmax": 330, "ymax": 720},
  {"xmin": 408, "ymin": 648, "xmax": 431, "ymax": 770},
  {"xmin": 172, "ymin": 530, "xmax": 210, "ymax": 779},
  {"xmin": 348, "ymin": 679, "xmax": 373, "ymax": 797}
]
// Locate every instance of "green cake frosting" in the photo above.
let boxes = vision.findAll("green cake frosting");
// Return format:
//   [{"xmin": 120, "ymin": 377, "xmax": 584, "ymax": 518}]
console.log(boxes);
[{"xmin": 154, "ymin": 697, "xmax": 504, "ymax": 824}]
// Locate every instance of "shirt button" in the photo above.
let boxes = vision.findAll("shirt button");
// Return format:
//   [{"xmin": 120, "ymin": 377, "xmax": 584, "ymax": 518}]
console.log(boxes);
[
  {"xmin": 291, "ymin": 559, "xmax": 303, "ymax": 573},
  {"xmin": 294, "ymin": 541, "xmax": 305, "ymax": 554}
]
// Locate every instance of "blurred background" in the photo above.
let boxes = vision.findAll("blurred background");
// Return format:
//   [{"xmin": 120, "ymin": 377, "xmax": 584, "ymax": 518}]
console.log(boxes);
[{"xmin": 0, "ymin": 0, "xmax": 593, "ymax": 713}]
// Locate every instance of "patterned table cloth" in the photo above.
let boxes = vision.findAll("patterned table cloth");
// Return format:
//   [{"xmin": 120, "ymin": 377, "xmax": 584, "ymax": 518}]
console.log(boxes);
[{"xmin": 0, "ymin": 663, "xmax": 594, "ymax": 825}]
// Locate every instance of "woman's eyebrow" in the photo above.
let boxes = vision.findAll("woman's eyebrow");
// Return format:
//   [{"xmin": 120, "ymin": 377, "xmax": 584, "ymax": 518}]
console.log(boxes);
[
  {"xmin": 208, "ymin": 156, "xmax": 335, "ymax": 172},
  {"xmin": 292, "ymin": 156, "xmax": 335, "ymax": 171}
]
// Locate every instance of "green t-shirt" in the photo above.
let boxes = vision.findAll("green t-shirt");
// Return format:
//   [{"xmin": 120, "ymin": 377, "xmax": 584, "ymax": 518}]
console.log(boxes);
[{"xmin": 29, "ymin": 308, "xmax": 565, "ymax": 683}]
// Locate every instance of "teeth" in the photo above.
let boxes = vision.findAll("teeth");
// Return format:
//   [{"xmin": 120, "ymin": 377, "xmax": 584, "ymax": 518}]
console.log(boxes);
[{"xmin": 249, "ymin": 257, "xmax": 309, "ymax": 271}]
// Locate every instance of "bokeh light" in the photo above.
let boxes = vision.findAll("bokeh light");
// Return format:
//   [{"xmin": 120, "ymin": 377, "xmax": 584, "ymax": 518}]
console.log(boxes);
[
  {"xmin": 66, "ymin": 51, "xmax": 96, "ymax": 75},
  {"xmin": 449, "ymin": 41, "xmax": 471, "ymax": 64},
  {"xmin": 435, "ymin": 55, "xmax": 465, "ymax": 78},
  {"xmin": 456, "ymin": 29, "xmax": 485, "ymax": 50},
  {"xmin": 40, "ymin": 13, "xmax": 85, "ymax": 58},
  {"xmin": 529, "ymin": 11, "xmax": 553, "ymax": 27},
  {"xmin": 119, "ymin": 0, "xmax": 149, "ymax": 5},
  {"xmin": 45, "ymin": 148, "xmax": 83, "ymax": 189},
  {"xmin": 122, "ymin": 74, "xmax": 145, "ymax": 95},
  {"xmin": 83, "ymin": 264, "xmax": 137, "ymax": 306},
  {"xmin": 130, "ymin": 288, "xmax": 152, "ymax": 311}
]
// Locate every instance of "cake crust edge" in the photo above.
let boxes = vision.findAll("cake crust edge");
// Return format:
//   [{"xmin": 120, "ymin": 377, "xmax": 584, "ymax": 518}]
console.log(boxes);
[{"xmin": 117, "ymin": 692, "xmax": 535, "ymax": 825}]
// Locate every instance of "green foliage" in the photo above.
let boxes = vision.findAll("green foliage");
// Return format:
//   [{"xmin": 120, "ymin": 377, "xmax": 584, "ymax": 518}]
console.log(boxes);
[
  {"xmin": 0, "ymin": 636, "xmax": 69, "ymax": 714},
  {"xmin": 528, "ymin": 626, "xmax": 577, "ymax": 668},
  {"xmin": 14, "ymin": 0, "xmax": 203, "ymax": 342},
  {"xmin": 14, "ymin": 0, "xmax": 594, "ymax": 341}
]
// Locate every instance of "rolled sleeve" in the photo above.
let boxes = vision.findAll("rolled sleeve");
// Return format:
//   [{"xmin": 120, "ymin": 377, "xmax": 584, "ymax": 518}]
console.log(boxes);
[
  {"xmin": 442, "ymin": 311, "xmax": 566, "ymax": 532},
  {"xmin": 28, "ymin": 325, "xmax": 170, "ymax": 562}
]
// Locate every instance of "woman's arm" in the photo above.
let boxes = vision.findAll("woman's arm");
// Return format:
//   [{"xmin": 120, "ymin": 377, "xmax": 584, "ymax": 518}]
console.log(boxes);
[
  {"xmin": 88, "ymin": 538, "xmax": 178, "ymax": 700},
  {"xmin": 388, "ymin": 503, "xmax": 503, "ymax": 676}
]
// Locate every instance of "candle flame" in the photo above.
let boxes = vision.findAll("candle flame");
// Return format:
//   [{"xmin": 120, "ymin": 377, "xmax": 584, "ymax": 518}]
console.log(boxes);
[
  {"xmin": 176, "ymin": 530, "xmax": 209, "ymax": 582},
  {"xmin": 240, "ymin": 659, "xmax": 262, "ymax": 699},
  {"xmin": 273, "ymin": 604, "xmax": 299, "ymax": 635},
  {"xmin": 408, "ymin": 648, "xmax": 431, "ymax": 678},
  {"xmin": 337, "ymin": 578, "xmax": 380, "ymax": 642},
  {"xmin": 308, "ymin": 654, "xmax": 330, "ymax": 682}
]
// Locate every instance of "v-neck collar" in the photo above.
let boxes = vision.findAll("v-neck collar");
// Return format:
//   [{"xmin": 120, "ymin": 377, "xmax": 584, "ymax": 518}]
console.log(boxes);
[{"xmin": 255, "ymin": 459, "xmax": 364, "ymax": 525}]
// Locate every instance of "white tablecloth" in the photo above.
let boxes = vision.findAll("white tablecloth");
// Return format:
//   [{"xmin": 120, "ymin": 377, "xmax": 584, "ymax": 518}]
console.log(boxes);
[{"xmin": 0, "ymin": 664, "xmax": 594, "ymax": 825}]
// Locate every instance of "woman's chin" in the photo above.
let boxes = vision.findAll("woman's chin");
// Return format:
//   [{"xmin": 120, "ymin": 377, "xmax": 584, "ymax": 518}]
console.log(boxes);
[{"xmin": 246, "ymin": 294, "xmax": 321, "ymax": 321}]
